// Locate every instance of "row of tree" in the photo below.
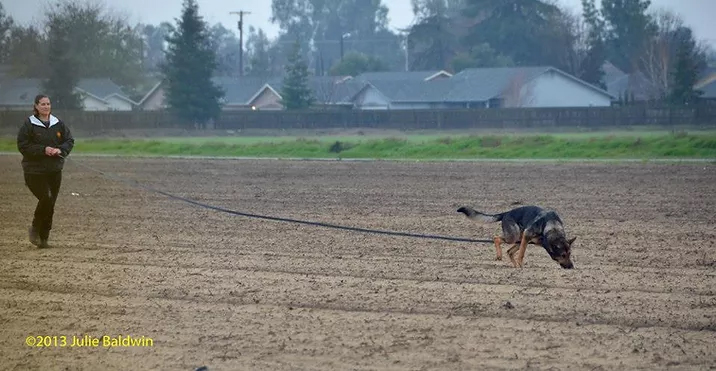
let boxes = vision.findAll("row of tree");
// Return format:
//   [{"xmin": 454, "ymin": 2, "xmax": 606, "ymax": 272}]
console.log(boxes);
[
  {"xmin": 0, "ymin": 0, "xmax": 714, "ymax": 121},
  {"xmin": 406, "ymin": 0, "xmax": 712, "ymax": 105}
]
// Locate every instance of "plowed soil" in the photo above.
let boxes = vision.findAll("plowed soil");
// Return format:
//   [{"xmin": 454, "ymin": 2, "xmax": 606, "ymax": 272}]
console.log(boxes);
[{"xmin": 1, "ymin": 155, "xmax": 715, "ymax": 370}]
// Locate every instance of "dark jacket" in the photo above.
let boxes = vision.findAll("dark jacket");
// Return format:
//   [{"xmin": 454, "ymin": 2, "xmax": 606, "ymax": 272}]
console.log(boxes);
[{"xmin": 17, "ymin": 114, "xmax": 75, "ymax": 174}]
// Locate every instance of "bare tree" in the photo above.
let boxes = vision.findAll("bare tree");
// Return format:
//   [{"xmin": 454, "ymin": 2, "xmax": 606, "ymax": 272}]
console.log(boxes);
[
  {"xmin": 547, "ymin": 7, "xmax": 588, "ymax": 78},
  {"xmin": 501, "ymin": 72, "xmax": 535, "ymax": 108},
  {"xmin": 312, "ymin": 77, "xmax": 340, "ymax": 109},
  {"xmin": 640, "ymin": 9, "xmax": 682, "ymax": 100}
]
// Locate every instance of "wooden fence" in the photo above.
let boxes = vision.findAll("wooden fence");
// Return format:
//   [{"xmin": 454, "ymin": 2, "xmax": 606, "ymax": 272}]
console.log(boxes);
[{"xmin": 2, "ymin": 105, "xmax": 715, "ymax": 134}]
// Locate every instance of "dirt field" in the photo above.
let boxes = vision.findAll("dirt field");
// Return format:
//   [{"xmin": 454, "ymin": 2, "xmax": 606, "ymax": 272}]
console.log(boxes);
[{"xmin": 1, "ymin": 155, "xmax": 715, "ymax": 370}]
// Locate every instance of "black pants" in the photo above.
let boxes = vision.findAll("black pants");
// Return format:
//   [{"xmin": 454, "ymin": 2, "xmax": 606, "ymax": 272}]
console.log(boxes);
[{"xmin": 24, "ymin": 171, "xmax": 62, "ymax": 240}]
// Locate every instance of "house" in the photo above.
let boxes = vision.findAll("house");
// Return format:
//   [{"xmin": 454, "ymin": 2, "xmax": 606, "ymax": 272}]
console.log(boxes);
[
  {"xmin": 354, "ymin": 70, "xmax": 453, "ymax": 83},
  {"xmin": 0, "ymin": 77, "xmax": 137, "ymax": 111},
  {"xmin": 603, "ymin": 62, "xmax": 658, "ymax": 103},
  {"xmin": 246, "ymin": 76, "xmax": 363, "ymax": 110},
  {"xmin": 139, "ymin": 75, "xmax": 362, "ymax": 111},
  {"xmin": 75, "ymin": 78, "xmax": 138, "ymax": 111},
  {"xmin": 137, "ymin": 67, "xmax": 613, "ymax": 112},
  {"xmin": 136, "ymin": 80, "xmax": 165, "ymax": 111},
  {"xmin": 351, "ymin": 70, "xmax": 455, "ymax": 110},
  {"xmin": 352, "ymin": 66, "xmax": 615, "ymax": 109},
  {"xmin": 138, "ymin": 77, "xmax": 285, "ymax": 111},
  {"xmin": 451, "ymin": 66, "xmax": 615, "ymax": 108},
  {"xmin": 696, "ymin": 67, "xmax": 716, "ymax": 104}
]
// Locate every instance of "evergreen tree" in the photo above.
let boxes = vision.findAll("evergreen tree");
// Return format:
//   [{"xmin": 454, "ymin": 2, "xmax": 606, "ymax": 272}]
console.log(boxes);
[
  {"xmin": 668, "ymin": 27, "xmax": 705, "ymax": 105},
  {"xmin": 601, "ymin": 0, "xmax": 655, "ymax": 73},
  {"xmin": 281, "ymin": 40, "xmax": 314, "ymax": 110},
  {"xmin": 42, "ymin": 21, "xmax": 82, "ymax": 109},
  {"xmin": 161, "ymin": 0, "xmax": 224, "ymax": 128},
  {"xmin": 579, "ymin": 0, "xmax": 607, "ymax": 89}
]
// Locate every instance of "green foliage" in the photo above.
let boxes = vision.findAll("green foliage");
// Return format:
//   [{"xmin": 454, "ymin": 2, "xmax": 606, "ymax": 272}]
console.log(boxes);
[
  {"xmin": 329, "ymin": 52, "xmax": 387, "ymax": 76},
  {"xmin": 161, "ymin": 0, "xmax": 224, "ymax": 127},
  {"xmin": 462, "ymin": 0, "xmax": 561, "ymax": 67},
  {"xmin": 668, "ymin": 27, "xmax": 706, "ymax": 105},
  {"xmin": 281, "ymin": 40, "xmax": 314, "ymax": 110},
  {"xmin": 42, "ymin": 17, "xmax": 82, "ymax": 110},
  {"xmin": 208, "ymin": 23, "xmax": 241, "ymax": 77},
  {"xmin": 407, "ymin": 14, "xmax": 458, "ymax": 71},
  {"xmin": 601, "ymin": 0, "xmax": 656, "ymax": 73},
  {"xmin": 4, "ymin": 25, "xmax": 45, "ymax": 77},
  {"xmin": 451, "ymin": 43, "xmax": 514, "ymax": 73},
  {"xmin": 246, "ymin": 26, "xmax": 273, "ymax": 76},
  {"xmin": 270, "ymin": 0, "xmax": 402, "ymax": 72},
  {"xmin": 579, "ymin": 0, "xmax": 607, "ymax": 89},
  {"xmin": 44, "ymin": 0, "xmax": 144, "ymax": 93}
]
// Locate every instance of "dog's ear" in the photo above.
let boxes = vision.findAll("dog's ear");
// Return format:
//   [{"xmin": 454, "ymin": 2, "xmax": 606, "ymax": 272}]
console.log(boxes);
[{"xmin": 568, "ymin": 237, "xmax": 577, "ymax": 246}]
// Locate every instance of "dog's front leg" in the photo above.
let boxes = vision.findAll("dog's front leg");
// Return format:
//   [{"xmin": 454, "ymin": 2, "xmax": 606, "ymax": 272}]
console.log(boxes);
[{"xmin": 493, "ymin": 236, "xmax": 503, "ymax": 260}]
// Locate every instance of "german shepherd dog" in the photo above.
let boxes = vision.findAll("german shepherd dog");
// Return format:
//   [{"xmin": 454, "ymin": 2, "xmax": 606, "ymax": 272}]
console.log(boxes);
[{"xmin": 457, "ymin": 205, "xmax": 575, "ymax": 269}]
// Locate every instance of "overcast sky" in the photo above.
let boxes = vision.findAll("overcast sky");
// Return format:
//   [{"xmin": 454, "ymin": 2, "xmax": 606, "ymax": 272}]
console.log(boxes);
[{"xmin": 3, "ymin": 0, "xmax": 714, "ymax": 45}]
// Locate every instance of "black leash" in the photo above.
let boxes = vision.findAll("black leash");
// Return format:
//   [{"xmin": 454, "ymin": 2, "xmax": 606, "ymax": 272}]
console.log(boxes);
[{"xmin": 63, "ymin": 156, "xmax": 495, "ymax": 244}]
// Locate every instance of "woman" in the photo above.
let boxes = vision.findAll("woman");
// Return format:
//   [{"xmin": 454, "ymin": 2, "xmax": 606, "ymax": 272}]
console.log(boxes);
[{"xmin": 17, "ymin": 94, "xmax": 75, "ymax": 248}]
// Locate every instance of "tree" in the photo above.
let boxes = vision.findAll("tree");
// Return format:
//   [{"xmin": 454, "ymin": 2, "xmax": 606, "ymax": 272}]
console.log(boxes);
[
  {"xmin": 451, "ymin": 43, "xmax": 513, "ymax": 73},
  {"xmin": 44, "ymin": 0, "xmax": 145, "ymax": 93},
  {"xmin": 208, "ymin": 23, "xmax": 241, "ymax": 76},
  {"xmin": 407, "ymin": 1, "xmax": 464, "ymax": 71},
  {"xmin": 601, "ymin": 0, "xmax": 656, "ymax": 73},
  {"xmin": 0, "ymin": 3, "xmax": 13, "ymax": 64},
  {"xmin": 161, "ymin": 0, "xmax": 224, "ymax": 127},
  {"xmin": 245, "ymin": 26, "xmax": 272, "ymax": 76},
  {"xmin": 5, "ymin": 26, "xmax": 46, "ymax": 77},
  {"xmin": 281, "ymin": 40, "xmax": 314, "ymax": 110},
  {"xmin": 462, "ymin": 0, "xmax": 562, "ymax": 67},
  {"xmin": 42, "ymin": 22, "xmax": 82, "ymax": 109},
  {"xmin": 668, "ymin": 27, "xmax": 706, "ymax": 105},
  {"xmin": 578, "ymin": 0, "xmax": 607, "ymax": 89},
  {"xmin": 638, "ymin": 9, "xmax": 708, "ymax": 102},
  {"xmin": 329, "ymin": 51, "xmax": 387, "ymax": 76},
  {"xmin": 141, "ymin": 22, "xmax": 174, "ymax": 74},
  {"xmin": 270, "ymin": 0, "xmax": 402, "ymax": 72}
]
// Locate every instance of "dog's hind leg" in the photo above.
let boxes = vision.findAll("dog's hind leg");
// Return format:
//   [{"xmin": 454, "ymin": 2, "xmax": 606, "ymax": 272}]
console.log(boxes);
[
  {"xmin": 493, "ymin": 236, "xmax": 503, "ymax": 260},
  {"xmin": 507, "ymin": 244, "xmax": 520, "ymax": 267},
  {"xmin": 516, "ymin": 232, "xmax": 530, "ymax": 268}
]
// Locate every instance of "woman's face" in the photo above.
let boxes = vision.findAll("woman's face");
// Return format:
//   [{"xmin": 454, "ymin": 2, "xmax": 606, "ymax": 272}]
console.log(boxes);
[{"xmin": 35, "ymin": 97, "xmax": 51, "ymax": 116}]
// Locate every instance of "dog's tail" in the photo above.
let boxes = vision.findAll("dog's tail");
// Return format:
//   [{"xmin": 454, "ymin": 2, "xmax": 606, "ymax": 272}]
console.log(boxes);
[{"xmin": 457, "ymin": 206, "xmax": 503, "ymax": 222}]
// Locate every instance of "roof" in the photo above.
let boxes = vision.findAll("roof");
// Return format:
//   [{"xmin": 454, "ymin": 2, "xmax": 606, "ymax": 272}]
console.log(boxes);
[
  {"xmin": 448, "ymin": 67, "xmax": 555, "ymax": 101},
  {"xmin": 239, "ymin": 76, "xmax": 367, "ymax": 105},
  {"xmin": 0, "ymin": 78, "xmax": 43, "ymax": 106},
  {"xmin": 698, "ymin": 79, "xmax": 716, "ymax": 99},
  {"xmin": 0, "ymin": 64, "xmax": 12, "ymax": 78},
  {"xmin": 697, "ymin": 66, "xmax": 716, "ymax": 82},
  {"xmin": 0, "ymin": 77, "xmax": 137, "ymax": 107},
  {"xmin": 602, "ymin": 61, "xmax": 628, "ymax": 85},
  {"xmin": 214, "ymin": 76, "xmax": 284, "ymax": 105},
  {"xmin": 606, "ymin": 71, "xmax": 658, "ymax": 101},
  {"xmin": 76, "ymin": 78, "xmax": 126, "ymax": 99},
  {"xmin": 355, "ymin": 70, "xmax": 451, "ymax": 82},
  {"xmin": 376, "ymin": 66, "xmax": 615, "ymax": 103}
]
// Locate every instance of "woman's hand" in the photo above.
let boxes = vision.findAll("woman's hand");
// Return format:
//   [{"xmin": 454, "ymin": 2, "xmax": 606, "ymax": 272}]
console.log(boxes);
[{"xmin": 45, "ymin": 147, "xmax": 62, "ymax": 156}]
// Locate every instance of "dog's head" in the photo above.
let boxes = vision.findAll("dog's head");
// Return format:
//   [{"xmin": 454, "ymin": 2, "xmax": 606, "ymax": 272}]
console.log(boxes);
[{"xmin": 543, "ymin": 236, "xmax": 576, "ymax": 269}]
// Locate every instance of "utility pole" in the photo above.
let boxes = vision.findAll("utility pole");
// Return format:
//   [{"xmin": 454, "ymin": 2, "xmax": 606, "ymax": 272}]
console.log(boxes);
[
  {"xmin": 229, "ymin": 10, "xmax": 251, "ymax": 76},
  {"xmin": 340, "ymin": 32, "xmax": 351, "ymax": 61}
]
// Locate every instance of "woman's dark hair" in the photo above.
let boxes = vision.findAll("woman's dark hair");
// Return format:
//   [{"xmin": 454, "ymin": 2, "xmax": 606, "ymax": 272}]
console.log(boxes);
[{"xmin": 33, "ymin": 94, "xmax": 50, "ymax": 116}]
